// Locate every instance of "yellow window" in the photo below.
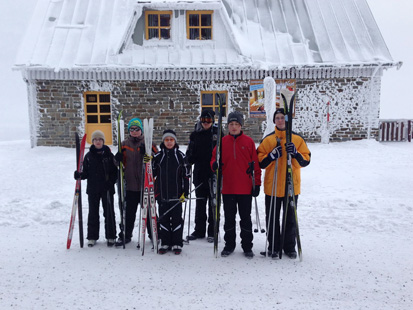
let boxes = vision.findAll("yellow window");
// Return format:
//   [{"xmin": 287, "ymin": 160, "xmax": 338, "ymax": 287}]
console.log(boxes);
[
  {"xmin": 145, "ymin": 10, "xmax": 172, "ymax": 40},
  {"xmin": 84, "ymin": 92, "xmax": 113, "ymax": 145},
  {"xmin": 187, "ymin": 11, "xmax": 213, "ymax": 40},
  {"xmin": 201, "ymin": 91, "xmax": 227, "ymax": 117}
]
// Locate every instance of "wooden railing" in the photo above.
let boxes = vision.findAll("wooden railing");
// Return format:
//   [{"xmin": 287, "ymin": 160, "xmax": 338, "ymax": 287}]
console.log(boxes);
[{"xmin": 379, "ymin": 120, "xmax": 412, "ymax": 142}]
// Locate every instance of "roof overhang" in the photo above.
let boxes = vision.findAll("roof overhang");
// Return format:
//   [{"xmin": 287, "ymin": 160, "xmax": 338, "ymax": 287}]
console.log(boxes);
[{"xmin": 15, "ymin": 61, "xmax": 402, "ymax": 81}]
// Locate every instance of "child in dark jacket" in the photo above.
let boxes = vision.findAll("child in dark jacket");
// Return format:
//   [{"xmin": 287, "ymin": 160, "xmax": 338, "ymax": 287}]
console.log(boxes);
[
  {"xmin": 152, "ymin": 129, "xmax": 190, "ymax": 255},
  {"xmin": 74, "ymin": 130, "xmax": 117, "ymax": 247}
]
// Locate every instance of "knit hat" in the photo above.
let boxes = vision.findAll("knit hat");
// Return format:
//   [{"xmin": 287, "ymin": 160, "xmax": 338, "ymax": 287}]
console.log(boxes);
[
  {"xmin": 128, "ymin": 117, "xmax": 144, "ymax": 133},
  {"xmin": 227, "ymin": 111, "xmax": 244, "ymax": 126},
  {"xmin": 273, "ymin": 108, "xmax": 285, "ymax": 123},
  {"xmin": 91, "ymin": 130, "xmax": 105, "ymax": 142},
  {"xmin": 162, "ymin": 129, "xmax": 177, "ymax": 142},
  {"xmin": 201, "ymin": 109, "xmax": 215, "ymax": 119}
]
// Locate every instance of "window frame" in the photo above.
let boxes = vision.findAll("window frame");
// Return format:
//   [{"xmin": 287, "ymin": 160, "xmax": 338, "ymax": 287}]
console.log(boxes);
[
  {"xmin": 145, "ymin": 10, "xmax": 173, "ymax": 40},
  {"xmin": 186, "ymin": 10, "xmax": 213, "ymax": 40},
  {"xmin": 200, "ymin": 90, "xmax": 227, "ymax": 117}
]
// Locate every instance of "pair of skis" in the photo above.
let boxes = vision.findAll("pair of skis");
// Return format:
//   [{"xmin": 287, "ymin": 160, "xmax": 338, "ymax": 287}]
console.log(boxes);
[
  {"xmin": 280, "ymin": 89, "xmax": 302, "ymax": 261},
  {"xmin": 67, "ymin": 133, "xmax": 87, "ymax": 249},
  {"xmin": 140, "ymin": 118, "xmax": 158, "ymax": 255},
  {"xmin": 115, "ymin": 114, "xmax": 158, "ymax": 254},
  {"xmin": 116, "ymin": 112, "xmax": 126, "ymax": 248}
]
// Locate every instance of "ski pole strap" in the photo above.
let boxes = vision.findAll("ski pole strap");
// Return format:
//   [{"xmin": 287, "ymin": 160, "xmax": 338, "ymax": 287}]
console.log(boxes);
[{"xmin": 246, "ymin": 161, "xmax": 254, "ymax": 176}]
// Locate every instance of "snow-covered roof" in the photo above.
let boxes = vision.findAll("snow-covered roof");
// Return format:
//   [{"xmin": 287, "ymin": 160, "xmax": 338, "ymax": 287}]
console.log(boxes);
[{"xmin": 14, "ymin": 0, "xmax": 399, "ymax": 73}]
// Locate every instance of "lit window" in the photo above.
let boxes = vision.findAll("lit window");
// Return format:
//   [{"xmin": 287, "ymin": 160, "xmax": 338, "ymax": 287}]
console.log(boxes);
[
  {"xmin": 187, "ymin": 11, "xmax": 213, "ymax": 40},
  {"xmin": 145, "ymin": 11, "xmax": 172, "ymax": 40}
]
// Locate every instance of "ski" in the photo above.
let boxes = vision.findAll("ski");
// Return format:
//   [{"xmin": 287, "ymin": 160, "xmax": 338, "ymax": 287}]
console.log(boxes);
[
  {"xmin": 280, "ymin": 89, "xmax": 302, "ymax": 261},
  {"xmin": 67, "ymin": 133, "xmax": 87, "ymax": 249},
  {"xmin": 141, "ymin": 118, "xmax": 158, "ymax": 255},
  {"xmin": 76, "ymin": 133, "xmax": 84, "ymax": 248},
  {"xmin": 117, "ymin": 111, "xmax": 126, "ymax": 248},
  {"xmin": 213, "ymin": 94, "xmax": 224, "ymax": 257}
]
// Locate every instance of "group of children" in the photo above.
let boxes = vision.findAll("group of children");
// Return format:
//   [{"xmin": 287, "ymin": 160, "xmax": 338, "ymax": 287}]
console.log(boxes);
[{"xmin": 75, "ymin": 108, "xmax": 311, "ymax": 259}]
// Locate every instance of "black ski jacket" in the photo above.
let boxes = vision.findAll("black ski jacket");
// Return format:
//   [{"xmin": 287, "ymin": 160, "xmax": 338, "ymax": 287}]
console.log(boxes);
[
  {"xmin": 152, "ymin": 143, "xmax": 190, "ymax": 202},
  {"xmin": 186, "ymin": 122, "xmax": 220, "ymax": 186},
  {"xmin": 82, "ymin": 145, "xmax": 117, "ymax": 195}
]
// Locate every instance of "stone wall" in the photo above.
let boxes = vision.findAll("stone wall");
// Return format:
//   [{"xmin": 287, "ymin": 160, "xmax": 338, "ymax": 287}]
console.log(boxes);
[{"xmin": 31, "ymin": 76, "xmax": 380, "ymax": 147}]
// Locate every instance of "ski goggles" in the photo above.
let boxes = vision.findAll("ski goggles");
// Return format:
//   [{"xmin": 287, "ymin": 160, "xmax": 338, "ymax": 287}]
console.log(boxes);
[
  {"xmin": 129, "ymin": 127, "xmax": 141, "ymax": 132},
  {"xmin": 200, "ymin": 117, "xmax": 213, "ymax": 124}
]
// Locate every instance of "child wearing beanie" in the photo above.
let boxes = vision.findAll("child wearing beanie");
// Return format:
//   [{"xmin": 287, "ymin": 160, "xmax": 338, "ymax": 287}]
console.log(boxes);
[
  {"xmin": 152, "ymin": 129, "xmax": 190, "ymax": 255},
  {"xmin": 74, "ymin": 130, "xmax": 117, "ymax": 247}
]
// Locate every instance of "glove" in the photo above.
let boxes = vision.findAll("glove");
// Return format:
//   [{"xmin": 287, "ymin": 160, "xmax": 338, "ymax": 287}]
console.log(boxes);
[
  {"xmin": 252, "ymin": 185, "xmax": 260, "ymax": 197},
  {"xmin": 143, "ymin": 153, "xmax": 152, "ymax": 163},
  {"xmin": 114, "ymin": 152, "xmax": 123, "ymax": 162},
  {"xmin": 269, "ymin": 145, "xmax": 282, "ymax": 161},
  {"xmin": 286, "ymin": 142, "xmax": 297, "ymax": 157},
  {"xmin": 179, "ymin": 193, "xmax": 187, "ymax": 203},
  {"xmin": 74, "ymin": 170, "xmax": 83, "ymax": 180}
]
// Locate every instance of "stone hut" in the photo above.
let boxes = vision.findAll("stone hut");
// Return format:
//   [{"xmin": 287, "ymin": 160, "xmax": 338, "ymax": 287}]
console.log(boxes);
[{"xmin": 14, "ymin": 0, "xmax": 400, "ymax": 147}]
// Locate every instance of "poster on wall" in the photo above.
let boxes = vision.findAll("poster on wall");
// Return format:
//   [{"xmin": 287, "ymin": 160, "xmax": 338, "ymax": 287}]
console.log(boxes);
[
  {"xmin": 249, "ymin": 80, "xmax": 265, "ymax": 118},
  {"xmin": 249, "ymin": 79, "xmax": 296, "ymax": 118}
]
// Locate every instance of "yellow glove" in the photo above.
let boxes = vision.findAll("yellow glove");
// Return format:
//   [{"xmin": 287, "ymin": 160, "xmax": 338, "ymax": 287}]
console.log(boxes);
[
  {"xmin": 179, "ymin": 193, "xmax": 186, "ymax": 203},
  {"xmin": 143, "ymin": 154, "xmax": 152, "ymax": 163}
]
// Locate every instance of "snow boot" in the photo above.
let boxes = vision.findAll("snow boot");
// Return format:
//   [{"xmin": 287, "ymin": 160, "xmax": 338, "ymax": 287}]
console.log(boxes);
[
  {"xmin": 187, "ymin": 232, "xmax": 204, "ymax": 241},
  {"xmin": 88, "ymin": 240, "xmax": 96, "ymax": 247},
  {"xmin": 285, "ymin": 251, "xmax": 297, "ymax": 259},
  {"xmin": 244, "ymin": 251, "xmax": 254, "ymax": 259},
  {"xmin": 159, "ymin": 245, "xmax": 170, "ymax": 255},
  {"xmin": 172, "ymin": 245, "xmax": 182, "ymax": 255},
  {"xmin": 115, "ymin": 238, "xmax": 131, "ymax": 247},
  {"xmin": 220, "ymin": 248, "xmax": 234, "ymax": 257}
]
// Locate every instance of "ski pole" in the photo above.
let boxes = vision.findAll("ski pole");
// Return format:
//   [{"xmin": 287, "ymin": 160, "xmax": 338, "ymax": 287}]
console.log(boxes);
[
  {"xmin": 158, "ymin": 183, "xmax": 203, "ymax": 221},
  {"xmin": 248, "ymin": 162, "xmax": 265, "ymax": 234},
  {"xmin": 264, "ymin": 138, "xmax": 280, "ymax": 257},
  {"xmin": 183, "ymin": 167, "xmax": 192, "ymax": 244}
]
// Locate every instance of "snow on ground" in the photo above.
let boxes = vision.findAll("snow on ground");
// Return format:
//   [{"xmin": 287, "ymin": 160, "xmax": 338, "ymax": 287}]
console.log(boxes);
[{"xmin": 0, "ymin": 139, "xmax": 412, "ymax": 310}]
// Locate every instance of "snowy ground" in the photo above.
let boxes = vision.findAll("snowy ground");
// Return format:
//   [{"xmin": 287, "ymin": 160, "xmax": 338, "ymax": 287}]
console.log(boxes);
[{"xmin": 0, "ymin": 139, "xmax": 412, "ymax": 310}]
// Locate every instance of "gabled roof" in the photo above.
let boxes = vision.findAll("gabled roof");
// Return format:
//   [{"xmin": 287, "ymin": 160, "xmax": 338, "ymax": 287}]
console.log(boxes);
[{"xmin": 14, "ymin": 0, "xmax": 399, "ymax": 72}]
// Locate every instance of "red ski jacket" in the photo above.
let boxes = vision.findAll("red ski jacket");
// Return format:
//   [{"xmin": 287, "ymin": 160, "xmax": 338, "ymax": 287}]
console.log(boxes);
[{"xmin": 211, "ymin": 132, "xmax": 261, "ymax": 195}]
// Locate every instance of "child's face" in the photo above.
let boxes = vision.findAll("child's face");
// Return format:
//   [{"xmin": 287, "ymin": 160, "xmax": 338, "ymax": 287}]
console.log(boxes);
[
  {"xmin": 228, "ymin": 121, "xmax": 241, "ymax": 135},
  {"xmin": 129, "ymin": 126, "xmax": 142, "ymax": 137},
  {"xmin": 93, "ymin": 138, "xmax": 104, "ymax": 149},
  {"xmin": 274, "ymin": 114, "xmax": 286, "ymax": 130},
  {"xmin": 164, "ymin": 137, "xmax": 176, "ymax": 149}
]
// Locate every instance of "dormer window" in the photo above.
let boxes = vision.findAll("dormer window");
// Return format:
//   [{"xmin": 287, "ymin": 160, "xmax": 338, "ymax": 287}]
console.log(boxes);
[
  {"xmin": 145, "ymin": 11, "xmax": 172, "ymax": 40},
  {"xmin": 186, "ymin": 11, "xmax": 213, "ymax": 40}
]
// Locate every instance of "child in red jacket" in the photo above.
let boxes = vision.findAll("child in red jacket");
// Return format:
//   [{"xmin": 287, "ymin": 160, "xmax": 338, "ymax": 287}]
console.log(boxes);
[{"xmin": 211, "ymin": 111, "xmax": 261, "ymax": 258}]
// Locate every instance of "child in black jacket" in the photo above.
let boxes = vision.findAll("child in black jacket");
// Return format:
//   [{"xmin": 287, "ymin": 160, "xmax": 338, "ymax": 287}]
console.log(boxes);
[
  {"xmin": 74, "ymin": 130, "xmax": 117, "ymax": 247},
  {"xmin": 152, "ymin": 129, "xmax": 190, "ymax": 255}
]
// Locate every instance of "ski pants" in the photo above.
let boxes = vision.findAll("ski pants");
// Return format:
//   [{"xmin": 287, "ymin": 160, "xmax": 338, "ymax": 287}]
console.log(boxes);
[
  {"xmin": 121, "ymin": 190, "xmax": 151, "ymax": 240},
  {"xmin": 87, "ymin": 191, "xmax": 116, "ymax": 240},
  {"xmin": 193, "ymin": 181, "xmax": 214, "ymax": 238},
  {"xmin": 158, "ymin": 201, "xmax": 183, "ymax": 247},
  {"xmin": 222, "ymin": 194, "xmax": 253, "ymax": 252},
  {"xmin": 265, "ymin": 195, "xmax": 298, "ymax": 253}
]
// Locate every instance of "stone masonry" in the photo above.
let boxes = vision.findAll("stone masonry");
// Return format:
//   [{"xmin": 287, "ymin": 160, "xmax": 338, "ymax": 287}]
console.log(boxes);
[{"xmin": 31, "ymin": 77, "xmax": 379, "ymax": 147}]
